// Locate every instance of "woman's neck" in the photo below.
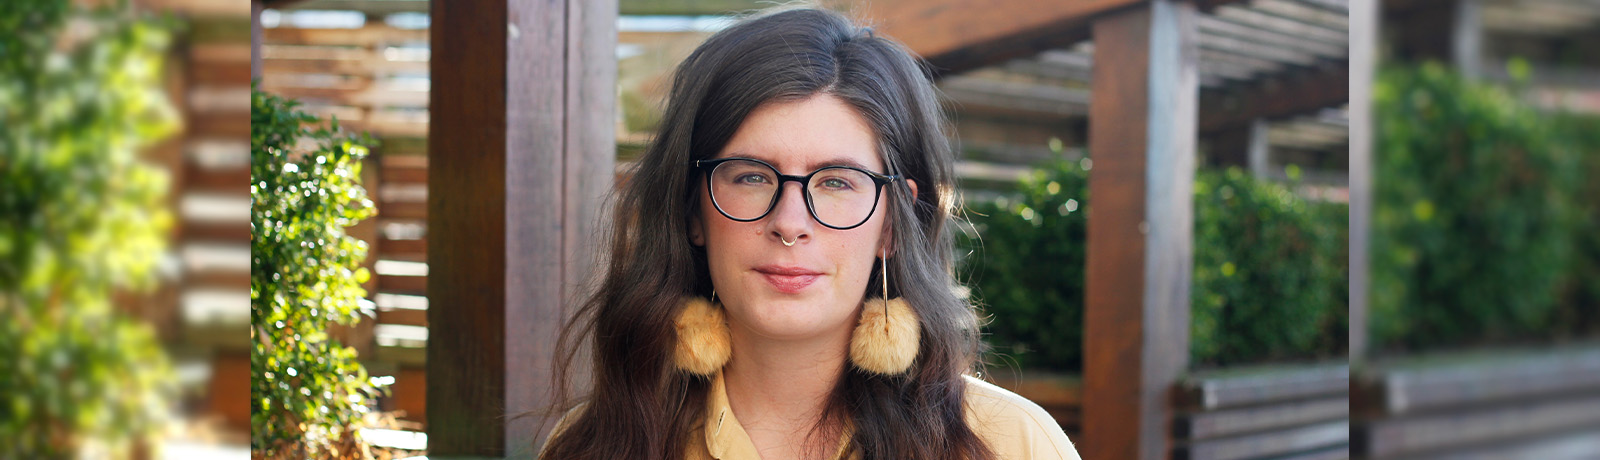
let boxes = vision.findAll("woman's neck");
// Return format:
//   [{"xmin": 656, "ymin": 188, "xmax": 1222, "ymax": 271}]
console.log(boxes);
[{"xmin": 722, "ymin": 322, "xmax": 852, "ymax": 458}]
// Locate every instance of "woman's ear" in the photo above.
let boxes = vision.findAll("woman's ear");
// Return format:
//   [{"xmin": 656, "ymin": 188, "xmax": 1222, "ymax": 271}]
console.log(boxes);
[
  {"xmin": 689, "ymin": 213, "xmax": 706, "ymax": 247},
  {"xmin": 881, "ymin": 178, "xmax": 918, "ymax": 257}
]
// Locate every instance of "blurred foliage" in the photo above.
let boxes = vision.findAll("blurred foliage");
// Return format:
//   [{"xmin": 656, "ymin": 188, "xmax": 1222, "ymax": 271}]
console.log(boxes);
[
  {"xmin": 0, "ymin": 1, "xmax": 178, "ymax": 458},
  {"xmin": 959, "ymin": 155, "xmax": 1090, "ymax": 372},
  {"xmin": 1191, "ymin": 168, "xmax": 1348, "ymax": 366},
  {"xmin": 1554, "ymin": 112, "xmax": 1600, "ymax": 336},
  {"xmin": 1371, "ymin": 62, "xmax": 1595, "ymax": 353},
  {"xmin": 960, "ymin": 144, "xmax": 1348, "ymax": 372},
  {"xmin": 251, "ymin": 86, "xmax": 384, "ymax": 459}
]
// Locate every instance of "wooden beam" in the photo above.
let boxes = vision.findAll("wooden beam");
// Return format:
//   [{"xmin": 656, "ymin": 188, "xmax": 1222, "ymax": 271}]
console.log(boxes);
[
  {"xmin": 1198, "ymin": 62, "xmax": 1349, "ymax": 134},
  {"xmin": 1083, "ymin": 1, "xmax": 1198, "ymax": 459},
  {"xmin": 853, "ymin": 0, "xmax": 1137, "ymax": 76},
  {"xmin": 427, "ymin": 0, "xmax": 615, "ymax": 457}
]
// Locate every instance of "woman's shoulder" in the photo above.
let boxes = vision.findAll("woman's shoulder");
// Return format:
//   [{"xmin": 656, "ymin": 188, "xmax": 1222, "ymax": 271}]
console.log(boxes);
[
  {"xmin": 961, "ymin": 375, "xmax": 1083, "ymax": 460},
  {"xmin": 538, "ymin": 402, "xmax": 588, "ymax": 456}
]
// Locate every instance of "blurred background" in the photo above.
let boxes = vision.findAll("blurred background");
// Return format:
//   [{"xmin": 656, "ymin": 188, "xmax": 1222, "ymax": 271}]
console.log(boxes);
[{"xmin": 1, "ymin": 0, "xmax": 1595, "ymax": 459}]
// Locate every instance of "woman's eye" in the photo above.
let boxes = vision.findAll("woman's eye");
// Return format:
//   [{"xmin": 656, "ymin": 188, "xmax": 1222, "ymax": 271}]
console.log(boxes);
[
  {"xmin": 820, "ymin": 178, "xmax": 853, "ymax": 190},
  {"xmin": 736, "ymin": 174, "xmax": 770, "ymax": 185}
]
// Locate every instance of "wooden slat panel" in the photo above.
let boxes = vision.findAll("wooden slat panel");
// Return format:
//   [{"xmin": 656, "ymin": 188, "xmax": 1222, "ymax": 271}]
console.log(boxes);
[
  {"xmin": 183, "ymin": 221, "xmax": 251, "ymax": 242},
  {"xmin": 189, "ymin": 113, "xmax": 251, "ymax": 137},
  {"xmin": 263, "ymin": 25, "xmax": 428, "ymax": 47},
  {"xmin": 382, "ymin": 163, "xmax": 428, "ymax": 184},
  {"xmin": 378, "ymin": 274, "xmax": 426, "ymax": 294},
  {"xmin": 186, "ymin": 270, "xmax": 251, "ymax": 290},
  {"xmin": 1356, "ymin": 396, "xmax": 1600, "ymax": 458},
  {"xmin": 380, "ymin": 201, "xmax": 427, "ymax": 220},
  {"xmin": 263, "ymin": 56, "xmax": 430, "ymax": 75},
  {"xmin": 377, "ymin": 307, "xmax": 428, "ymax": 327},
  {"xmin": 1177, "ymin": 365, "xmax": 1350, "ymax": 410},
  {"xmin": 380, "ymin": 237, "xmax": 426, "ymax": 257},
  {"xmin": 191, "ymin": 60, "xmax": 254, "ymax": 87},
  {"xmin": 1177, "ymin": 397, "xmax": 1349, "ymax": 440},
  {"xmin": 1361, "ymin": 349, "xmax": 1600, "ymax": 416},
  {"xmin": 1177, "ymin": 421, "xmax": 1349, "ymax": 460},
  {"xmin": 186, "ymin": 163, "xmax": 249, "ymax": 194},
  {"xmin": 257, "ymin": 85, "xmax": 428, "ymax": 108}
]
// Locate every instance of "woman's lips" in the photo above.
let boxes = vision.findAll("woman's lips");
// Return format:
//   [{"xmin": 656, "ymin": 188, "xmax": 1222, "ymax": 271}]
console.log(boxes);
[{"xmin": 754, "ymin": 266, "xmax": 822, "ymax": 294}]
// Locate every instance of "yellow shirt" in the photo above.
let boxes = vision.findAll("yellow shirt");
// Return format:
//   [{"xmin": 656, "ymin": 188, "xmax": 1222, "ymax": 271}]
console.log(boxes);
[{"xmin": 548, "ymin": 372, "xmax": 1082, "ymax": 460}]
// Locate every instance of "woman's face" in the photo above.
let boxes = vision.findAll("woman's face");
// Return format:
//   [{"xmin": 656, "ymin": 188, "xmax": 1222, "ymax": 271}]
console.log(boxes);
[{"xmin": 691, "ymin": 94, "xmax": 913, "ymax": 343}]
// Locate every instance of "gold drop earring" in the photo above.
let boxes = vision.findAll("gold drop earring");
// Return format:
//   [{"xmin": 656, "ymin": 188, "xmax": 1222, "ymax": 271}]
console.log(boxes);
[{"xmin": 848, "ymin": 248, "xmax": 920, "ymax": 375}]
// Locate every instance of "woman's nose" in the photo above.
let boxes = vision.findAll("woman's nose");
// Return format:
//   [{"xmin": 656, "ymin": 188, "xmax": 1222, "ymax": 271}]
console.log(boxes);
[{"xmin": 767, "ymin": 182, "xmax": 813, "ymax": 244}]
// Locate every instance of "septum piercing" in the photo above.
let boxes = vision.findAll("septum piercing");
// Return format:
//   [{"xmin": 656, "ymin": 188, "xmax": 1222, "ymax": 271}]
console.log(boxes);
[{"xmin": 781, "ymin": 235, "xmax": 797, "ymax": 247}]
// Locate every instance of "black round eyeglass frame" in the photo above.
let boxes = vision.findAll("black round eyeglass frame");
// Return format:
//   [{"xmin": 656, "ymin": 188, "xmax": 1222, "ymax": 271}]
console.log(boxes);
[{"xmin": 691, "ymin": 157, "xmax": 900, "ymax": 230}]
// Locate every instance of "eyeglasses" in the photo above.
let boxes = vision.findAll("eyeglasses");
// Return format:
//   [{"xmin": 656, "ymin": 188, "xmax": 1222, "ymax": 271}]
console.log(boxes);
[{"xmin": 691, "ymin": 157, "xmax": 899, "ymax": 230}]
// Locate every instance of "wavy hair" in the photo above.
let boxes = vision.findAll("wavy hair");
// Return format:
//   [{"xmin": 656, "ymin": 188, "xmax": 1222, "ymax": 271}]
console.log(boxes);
[{"xmin": 540, "ymin": 8, "xmax": 993, "ymax": 460}]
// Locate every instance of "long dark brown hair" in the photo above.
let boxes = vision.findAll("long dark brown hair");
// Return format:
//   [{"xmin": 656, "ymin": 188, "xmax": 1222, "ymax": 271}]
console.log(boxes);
[{"xmin": 539, "ymin": 7, "xmax": 994, "ymax": 460}]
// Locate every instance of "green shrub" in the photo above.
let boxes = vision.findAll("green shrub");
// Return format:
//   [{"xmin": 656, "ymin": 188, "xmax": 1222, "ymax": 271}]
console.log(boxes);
[
  {"xmin": 0, "ymin": 1, "xmax": 178, "ymax": 457},
  {"xmin": 250, "ymin": 86, "xmax": 383, "ymax": 458},
  {"xmin": 961, "ymin": 151, "xmax": 1348, "ymax": 371},
  {"xmin": 1553, "ymin": 112, "xmax": 1600, "ymax": 337},
  {"xmin": 960, "ymin": 156, "xmax": 1090, "ymax": 372},
  {"xmin": 1371, "ymin": 63, "xmax": 1585, "ymax": 353},
  {"xmin": 1191, "ymin": 168, "xmax": 1348, "ymax": 366}
]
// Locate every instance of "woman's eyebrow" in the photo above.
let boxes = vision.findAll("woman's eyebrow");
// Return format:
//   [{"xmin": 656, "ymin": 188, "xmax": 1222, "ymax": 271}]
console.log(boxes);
[{"xmin": 723, "ymin": 151, "xmax": 877, "ymax": 172}]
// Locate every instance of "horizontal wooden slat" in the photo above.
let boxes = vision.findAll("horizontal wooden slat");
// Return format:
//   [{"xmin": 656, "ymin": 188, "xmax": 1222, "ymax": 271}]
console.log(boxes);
[
  {"xmin": 374, "ymin": 344, "xmax": 427, "ymax": 367},
  {"xmin": 263, "ymin": 25, "xmax": 428, "ymax": 47},
  {"xmin": 379, "ymin": 237, "xmax": 426, "ymax": 257},
  {"xmin": 377, "ymin": 307, "xmax": 428, "ymax": 327},
  {"xmin": 191, "ymin": 60, "xmax": 253, "ymax": 87},
  {"xmin": 382, "ymin": 163, "xmax": 428, "ymax": 184},
  {"xmin": 1176, "ymin": 420, "xmax": 1348, "ymax": 460},
  {"xmin": 1359, "ymin": 347, "xmax": 1600, "ymax": 415},
  {"xmin": 184, "ymin": 221, "xmax": 251, "ymax": 242},
  {"xmin": 186, "ymin": 270, "xmax": 250, "ymax": 290},
  {"xmin": 1177, "ymin": 397, "xmax": 1349, "ymax": 440},
  {"xmin": 188, "ymin": 113, "xmax": 250, "ymax": 137},
  {"xmin": 258, "ymin": 85, "xmax": 428, "ymax": 108},
  {"xmin": 263, "ymin": 56, "xmax": 430, "ymax": 75},
  {"xmin": 379, "ymin": 201, "xmax": 426, "ymax": 219},
  {"xmin": 1177, "ymin": 364, "xmax": 1349, "ymax": 410},
  {"xmin": 1356, "ymin": 396, "xmax": 1600, "ymax": 458},
  {"xmin": 378, "ymin": 274, "xmax": 426, "ymax": 294},
  {"xmin": 186, "ymin": 163, "xmax": 249, "ymax": 194}
]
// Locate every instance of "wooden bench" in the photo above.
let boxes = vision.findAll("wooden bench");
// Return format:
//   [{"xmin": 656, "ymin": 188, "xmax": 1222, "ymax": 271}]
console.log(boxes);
[
  {"xmin": 1172, "ymin": 363, "xmax": 1351, "ymax": 460},
  {"xmin": 1352, "ymin": 345, "xmax": 1600, "ymax": 459}
]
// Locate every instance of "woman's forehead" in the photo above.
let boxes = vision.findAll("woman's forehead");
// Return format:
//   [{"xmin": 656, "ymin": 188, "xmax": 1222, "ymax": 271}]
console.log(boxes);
[{"xmin": 714, "ymin": 94, "xmax": 885, "ymax": 173}]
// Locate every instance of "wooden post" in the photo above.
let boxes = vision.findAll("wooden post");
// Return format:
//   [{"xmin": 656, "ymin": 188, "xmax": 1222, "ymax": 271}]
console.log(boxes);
[
  {"xmin": 1349, "ymin": 0, "xmax": 1376, "ymax": 364},
  {"xmin": 427, "ymin": 0, "xmax": 615, "ymax": 457},
  {"xmin": 1082, "ymin": 0, "xmax": 1198, "ymax": 459},
  {"xmin": 1451, "ymin": 0, "xmax": 1483, "ymax": 79},
  {"xmin": 1248, "ymin": 118, "xmax": 1269, "ymax": 178},
  {"xmin": 250, "ymin": 0, "xmax": 262, "ymax": 81}
]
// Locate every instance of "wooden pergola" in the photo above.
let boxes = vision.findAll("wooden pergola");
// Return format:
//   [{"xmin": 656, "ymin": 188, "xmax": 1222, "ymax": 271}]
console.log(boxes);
[{"xmin": 250, "ymin": 0, "xmax": 1355, "ymax": 458}]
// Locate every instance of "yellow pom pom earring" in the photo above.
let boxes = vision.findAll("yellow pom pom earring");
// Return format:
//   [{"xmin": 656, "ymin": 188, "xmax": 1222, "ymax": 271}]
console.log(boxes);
[{"xmin": 672, "ymin": 250, "xmax": 920, "ymax": 376}]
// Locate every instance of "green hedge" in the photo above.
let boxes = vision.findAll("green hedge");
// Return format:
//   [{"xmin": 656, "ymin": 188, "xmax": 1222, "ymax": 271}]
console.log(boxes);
[
  {"xmin": 960, "ymin": 152, "xmax": 1348, "ymax": 372},
  {"xmin": 1191, "ymin": 168, "xmax": 1348, "ymax": 366},
  {"xmin": 959, "ymin": 158, "xmax": 1090, "ymax": 372},
  {"xmin": 251, "ymin": 86, "xmax": 383, "ymax": 458},
  {"xmin": 1371, "ymin": 63, "xmax": 1599, "ymax": 352}
]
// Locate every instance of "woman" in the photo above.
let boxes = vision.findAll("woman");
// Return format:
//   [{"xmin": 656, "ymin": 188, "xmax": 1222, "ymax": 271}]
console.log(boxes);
[{"xmin": 540, "ymin": 7, "xmax": 1079, "ymax": 460}]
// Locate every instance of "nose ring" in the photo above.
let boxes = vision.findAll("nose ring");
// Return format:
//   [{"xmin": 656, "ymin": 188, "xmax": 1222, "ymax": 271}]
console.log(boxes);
[{"xmin": 781, "ymin": 235, "xmax": 797, "ymax": 247}]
